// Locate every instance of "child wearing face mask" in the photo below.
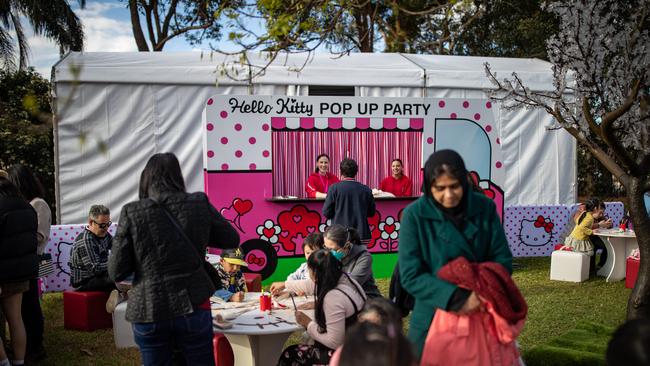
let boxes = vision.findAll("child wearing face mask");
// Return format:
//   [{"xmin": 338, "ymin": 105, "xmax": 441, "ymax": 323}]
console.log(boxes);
[{"xmin": 270, "ymin": 225, "xmax": 381, "ymax": 299}]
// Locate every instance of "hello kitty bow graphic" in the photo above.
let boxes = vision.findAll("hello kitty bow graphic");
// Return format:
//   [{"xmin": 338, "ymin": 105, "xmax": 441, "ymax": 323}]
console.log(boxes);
[
  {"xmin": 220, "ymin": 198, "xmax": 254, "ymax": 232},
  {"xmin": 519, "ymin": 215, "xmax": 555, "ymax": 247},
  {"xmin": 533, "ymin": 215, "xmax": 554, "ymax": 233}
]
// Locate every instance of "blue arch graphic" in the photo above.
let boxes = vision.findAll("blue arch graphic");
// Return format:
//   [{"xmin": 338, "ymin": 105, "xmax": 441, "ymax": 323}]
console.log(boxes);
[{"xmin": 434, "ymin": 118, "xmax": 492, "ymax": 180}]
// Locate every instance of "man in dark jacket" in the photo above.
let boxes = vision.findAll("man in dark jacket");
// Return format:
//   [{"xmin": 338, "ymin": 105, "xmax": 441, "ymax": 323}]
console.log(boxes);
[
  {"xmin": 323, "ymin": 158, "xmax": 376, "ymax": 240},
  {"xmin": 69, "ymin": 205, "xmax": 114, "ymax": 292}
]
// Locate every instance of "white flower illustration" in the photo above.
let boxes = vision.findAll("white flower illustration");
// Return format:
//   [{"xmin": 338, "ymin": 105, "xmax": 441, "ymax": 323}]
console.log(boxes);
[
  {"xmin": 257, "ymin": 220, "xmax": 281, "ymax": 244},
  {"xmin": 379, "ymin": 216, "xmax": 400, "ymax": 240},
  {"xmin": 319, "ymin": 219, "xmax": 332, "ymax": 233}
]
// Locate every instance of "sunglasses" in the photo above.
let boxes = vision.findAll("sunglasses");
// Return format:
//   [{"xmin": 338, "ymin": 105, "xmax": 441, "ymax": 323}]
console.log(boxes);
[{"xmin": 92, "ymin": 220, "xmax": 112, "ymax": 229}]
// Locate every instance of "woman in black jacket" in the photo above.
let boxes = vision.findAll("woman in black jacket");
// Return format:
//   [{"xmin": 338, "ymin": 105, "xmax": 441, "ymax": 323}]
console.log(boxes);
[
  {"xmin": 109, "ymin": 153, "xmax": 240, "ymax": 366},
  {"xmin": 0, "ymin": 177, "xmax": 38, "ymax": 366}
]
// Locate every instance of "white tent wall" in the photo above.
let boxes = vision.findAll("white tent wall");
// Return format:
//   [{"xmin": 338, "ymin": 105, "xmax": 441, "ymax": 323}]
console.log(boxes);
[
  {"xmin": 422, "ymin": 88, "xmax": 576, "ymax": 206},
  {"xmin": 53, "ymin": 52, "xmax": 576, "ymax": 224},
  {"xmin": 54, "ymin": 81, "xmax": 286, "ymax": 224}
]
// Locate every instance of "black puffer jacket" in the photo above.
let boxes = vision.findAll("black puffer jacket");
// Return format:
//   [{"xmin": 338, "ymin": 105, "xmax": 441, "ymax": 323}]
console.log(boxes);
[
  {"xmin": 108, "ymin": 192, "xmax": 240, "ymax": 323},
  {"xmin": 0, "ymin": 196, "xmax": 38, "ymax": 283}
]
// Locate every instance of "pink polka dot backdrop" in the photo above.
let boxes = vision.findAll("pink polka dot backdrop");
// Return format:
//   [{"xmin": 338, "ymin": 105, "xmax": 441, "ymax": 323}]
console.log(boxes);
[
  {"xmin": 422, "ymin": 98, "xmax": 504, "ymax": 194},
  {"xmin": 503, "ymin": 202, "xmax": 625, "ymax": 257},
  {"xmin": 204, "ymin": 97, "xmax": 274, "ymax": 171},
  {"xmin": 42, "ymin": 224, "xmax": 117, "ymax": 293}
]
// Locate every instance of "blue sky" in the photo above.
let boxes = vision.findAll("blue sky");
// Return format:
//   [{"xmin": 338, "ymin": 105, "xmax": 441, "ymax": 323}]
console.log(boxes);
[{"xmin": 25, "ymin": 0, "xmax": 251, "ymax": 77}]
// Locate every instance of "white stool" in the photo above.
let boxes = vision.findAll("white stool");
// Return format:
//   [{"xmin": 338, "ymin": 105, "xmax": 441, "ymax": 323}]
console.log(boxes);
[
  {"xmin": 112, "ymin": 301, "xmax": 137, "ymax": 348},
  {"xmin": 550, "ymin": 250, "xmax": 590, "ymax": 282}
]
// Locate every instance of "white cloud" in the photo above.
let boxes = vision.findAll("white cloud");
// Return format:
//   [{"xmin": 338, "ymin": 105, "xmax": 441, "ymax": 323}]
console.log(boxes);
[{"xmin": 20, "ymin": 1, "xmax": 136, "ymax": 78}]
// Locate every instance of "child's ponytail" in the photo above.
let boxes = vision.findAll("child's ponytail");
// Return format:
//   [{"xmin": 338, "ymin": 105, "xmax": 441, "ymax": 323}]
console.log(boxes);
[{"xmin": 578, "ymin": 199, "xmax": 598, "ymax": 225}]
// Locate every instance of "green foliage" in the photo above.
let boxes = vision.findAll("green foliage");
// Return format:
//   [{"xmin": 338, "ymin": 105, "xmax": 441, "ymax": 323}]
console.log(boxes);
[
  {"xmin": 0, "ymin": 68, "xmax": 55, "ymax": 220},
  {"xmin": 577, "ymin": 145, "xmax": 623, "ymax": 200},
  {"xmin": 0, "ymin": 0, "xmax": 84, "ymax": 70}
]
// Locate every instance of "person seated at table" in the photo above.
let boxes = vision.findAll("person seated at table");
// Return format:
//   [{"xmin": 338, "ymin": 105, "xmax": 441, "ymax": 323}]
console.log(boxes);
[
  {"xmin": 277, "ymin": 249, "xmax": 366, "ymax": 366},
  {"xmin": 69, "ymin": 204, "xmax": 115, "ymax": 292},
  {"xmin": 306, "ymin": 154, "xmax": 339, "ymax": 198},
  {"xmin": 379, "ymin": 159, "xmax": 412, "ymax": 197},
  {"xmin": 287, "ymin": 232, "xmax": 324, "ymax": 281},
  {"xmin": 269, "ymin": 225, "xmax": 381, "ymax": 299},
  {"xmin": 563, "ymin": 199, "xmax": 606, "ymax": 272},
  {"xmin": 574, "ymin": 198, "xmax": 613, "ymax": 270},
  {"xmin": 213, "ymin": 248, "xmax": 248, "ymax": 302}
]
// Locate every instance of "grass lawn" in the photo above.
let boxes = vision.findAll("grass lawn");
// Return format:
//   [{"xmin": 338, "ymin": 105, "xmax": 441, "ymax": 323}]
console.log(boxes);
[{"xmin": 27, "ymin": 257, "xmax": 629, "ymax": 365}]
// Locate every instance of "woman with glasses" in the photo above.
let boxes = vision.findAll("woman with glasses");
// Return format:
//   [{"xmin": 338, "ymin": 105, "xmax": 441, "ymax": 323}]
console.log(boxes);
[
  {"xmin": 270, "ymin": 224, "xmax": 381, "ymax": 299},
  {"xmin": 109, "ymin": 153, "xmax": 240, "ymax": 366}
]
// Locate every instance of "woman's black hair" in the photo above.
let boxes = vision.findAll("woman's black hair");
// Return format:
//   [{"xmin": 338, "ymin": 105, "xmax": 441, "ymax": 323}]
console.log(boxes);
[
  {"xmin": 302, "ymin": 232, "xmax": 324, "ymax": 252},
  {"xmin": 314, "ymin": 154, "xmax": 330, "ymax": 173},
  {"xmin": 421, "ymin": 150, "xmax": 468, "ymax": 198},
  {"xmin": 360, "ymin": 297, "xmax": 403, "ymax": 330},
  {"xmin": 324, "ymin": 224, "xmax": 361, "ymax": 248},
  {"xmin": 0, "ymin": 177, "xmax": 20, "ymax": 198},
  {"xmin": 307, "ymin": 249, "xmax": 343, "ymax": 333},
  {"xmin": 7, "ymin": 164, "xmax": 45, "ymax": 201},
  {"xmin": 606, "ymin": 318, "xmax": 650, "ymax": 366},
  {"xmin": 339, "ymin": 322, "xmax": 414, "ymax": 366},
  {"xmin": 578, "ymin": 198, "xmax": 606, "ymax": 225},
  {"xmin": 391, "ymin": 158, "xmax": 403, "ymax": 166},
  {"xmin": 139, "ymin": 153, "xmax": 186, "ymax": 199}
]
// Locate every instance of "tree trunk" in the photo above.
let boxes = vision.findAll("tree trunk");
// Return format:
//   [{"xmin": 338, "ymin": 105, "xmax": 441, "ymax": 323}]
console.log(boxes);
[
  {"xmin": 129, "ymin": 0, "xmax": 150, "ymax": 51},
  {"xmin": 626, "ymin": 176, "xmax": 650, "ymax": 319}
]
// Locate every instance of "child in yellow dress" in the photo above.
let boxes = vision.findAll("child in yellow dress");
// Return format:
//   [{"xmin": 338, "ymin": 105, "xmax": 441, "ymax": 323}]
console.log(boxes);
[{"xmin": 564, "ymin": 199, "xmax": 606, "ymax": 255}]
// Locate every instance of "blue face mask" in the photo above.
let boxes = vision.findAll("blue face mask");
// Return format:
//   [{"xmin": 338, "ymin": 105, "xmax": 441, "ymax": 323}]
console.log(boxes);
[{"xmin": 331, "ymin": 250, "xmax": 345, "ymax": 261}]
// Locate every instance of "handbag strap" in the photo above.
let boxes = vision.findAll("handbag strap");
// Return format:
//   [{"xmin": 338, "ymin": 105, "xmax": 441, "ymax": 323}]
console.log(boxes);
[{"xmin": 151, "ymin": 199, "xmax": 205, "ymax": 267}]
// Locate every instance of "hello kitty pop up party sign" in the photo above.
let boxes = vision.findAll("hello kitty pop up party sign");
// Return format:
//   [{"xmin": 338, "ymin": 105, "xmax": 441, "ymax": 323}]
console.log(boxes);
[{"xmin": 202, "ymin": 96, "xmax": 504, "ymax": 281}]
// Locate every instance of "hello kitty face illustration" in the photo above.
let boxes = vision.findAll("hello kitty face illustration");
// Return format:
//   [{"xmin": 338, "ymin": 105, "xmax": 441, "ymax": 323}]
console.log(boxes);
[{"xmin": 519, "ymin": 215, "xmax": 554, "ymax": 247}]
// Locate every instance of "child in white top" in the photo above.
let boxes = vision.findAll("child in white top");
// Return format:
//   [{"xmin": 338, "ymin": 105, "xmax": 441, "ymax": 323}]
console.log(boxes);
[{"xmin": 286, "ymin": 232, "xmax": 324, "ymax": 281}]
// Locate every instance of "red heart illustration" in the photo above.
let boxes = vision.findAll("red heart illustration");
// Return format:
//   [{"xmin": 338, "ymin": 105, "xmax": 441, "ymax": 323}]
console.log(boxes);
[
  {"xmin": 384, "ymin": 224, "xmax": 396, "ymax": 234},
  {"xmin": 293, "ymin": 215, "xmax": 301, "ymax": 223},
  {"xmin": 263, "ymin": 227, "xmax": 275, "ymax": 238},
  {"xmin": 233, "ymin": 199, "xmax": 253, "ymax": 216},
  {"xmin": 369, "ymin": 224, "xmax": 376, "ymax": 231},
  {"xmin": 306, "ymin": 226, "xmax": 315, "ymax": 233},
  {"xmin": 281, "ymin": 231, "xmax": 289, "ymax": 238}
]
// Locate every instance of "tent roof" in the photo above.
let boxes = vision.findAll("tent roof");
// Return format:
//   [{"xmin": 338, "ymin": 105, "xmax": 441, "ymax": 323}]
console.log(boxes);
[{"xmin": 54, "ymin": 51, "xmax": 561, "ymax": 91}]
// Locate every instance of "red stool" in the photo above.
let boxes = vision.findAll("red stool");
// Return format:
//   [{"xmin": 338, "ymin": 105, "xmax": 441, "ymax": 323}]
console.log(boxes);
[
  {"xmin": 213, "ymin": 333, "xmax": 234, "ymax": 366},
  {"xmin": 63, "ymin": 291, "xmax": 113, "ymax": 331},
  {"xmin": 626, "ymin": 257, "xmax": 640, "ymax": 289},
  {"xmin": 244, "ymin": 273, "xmax": 262, "ymax": 292}
]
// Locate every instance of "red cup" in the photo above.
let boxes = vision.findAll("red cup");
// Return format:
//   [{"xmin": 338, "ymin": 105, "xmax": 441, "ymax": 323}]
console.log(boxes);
[
  {"xmin": 620, "ymin": 223, "xmax": 627, "ymax": 231},
  {"xmin": 260, "ymin": 294, "xmax": 272, "ymax": 311}
]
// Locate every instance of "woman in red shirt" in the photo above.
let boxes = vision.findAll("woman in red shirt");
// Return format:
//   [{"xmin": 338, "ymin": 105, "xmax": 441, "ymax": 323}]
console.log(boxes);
[
  {"xmin": 379, "ymin": 159, "xmax": 412, "ymax": 197},
  {"xmin": 305, "ymin": 154, "xmax": 339, "ymax": 198}
]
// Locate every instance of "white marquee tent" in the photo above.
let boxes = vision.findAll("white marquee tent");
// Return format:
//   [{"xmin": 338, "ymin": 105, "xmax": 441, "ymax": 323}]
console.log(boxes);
[{"xmin": 53, "ymin": 52, "xmax": 576, "ymax": 224}]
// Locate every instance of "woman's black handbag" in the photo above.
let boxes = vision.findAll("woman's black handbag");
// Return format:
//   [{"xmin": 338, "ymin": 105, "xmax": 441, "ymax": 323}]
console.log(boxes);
[{"xmin": 155, "ymin": 201, "xmax": 223, "ymax": 291}]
